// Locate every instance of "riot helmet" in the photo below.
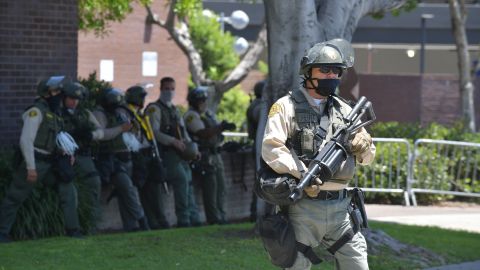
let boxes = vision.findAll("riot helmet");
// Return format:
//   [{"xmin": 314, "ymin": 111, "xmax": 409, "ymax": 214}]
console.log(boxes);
[
  {"xmin": 36, "ymin": 76, "xmax": 70, "ymax": 97},
  {"xmin": 187, "ymin": 87, "xmax": 208, "ymax": 108},
  {"xmin": 63, "ymin": 82, "xmax": 87, "ymax": 100},
  {"xmin": 125, "ymin": 85, "xmax": 147, "ymax": 107},
  {"xmin": 299, "ymin": 38, "xmax": 354, "ymax": 77},
  {"xmin": 100, "ymin": 88, "xmax": 124, "ymax": 111}
]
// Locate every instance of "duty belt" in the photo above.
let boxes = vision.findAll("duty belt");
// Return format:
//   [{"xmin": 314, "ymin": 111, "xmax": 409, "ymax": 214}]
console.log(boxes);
[
  {"xmin": 199, "ymin": 146, "xmax": 221, "ymax": 154},
  {"xmin": 77, "ymin": 148, "xmax": 92, "ymax": 156},
  {"xmin": 34, "ymin": 151, "xmax": 54, "ymax": 162},
  {"xmin": 308, "ymin": 189, "xmax": 349, "ymax": 201}
]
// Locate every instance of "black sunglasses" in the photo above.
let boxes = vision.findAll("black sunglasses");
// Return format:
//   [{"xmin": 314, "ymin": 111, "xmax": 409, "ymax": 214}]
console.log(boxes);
[{"xmin": 318, "ymin": 66, "xmax": 342, "ymax": 75}]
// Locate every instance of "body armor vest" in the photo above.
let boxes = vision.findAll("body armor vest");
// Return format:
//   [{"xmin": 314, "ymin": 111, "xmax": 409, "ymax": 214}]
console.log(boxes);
[
  {"xmin": 288, "ymin": 91, "xmax": 356, "ymax": 184},
  {"xmin": 98, "ymin": 107, "xmax": 129, "ymax": 153},
  {"xmin": 62, "ymin": 108, "xmax": 94, "ymax": 150},
  {"xmin": 154, "ymin": 101, "xmax": 183, "ymax": 139},
  {"xmin": 29, "ymin": 99, "xmax": 63, "ymax": 153},
  {"xmin": 195, "ymin": 111, "xmax": 220, "ymax": 149}
]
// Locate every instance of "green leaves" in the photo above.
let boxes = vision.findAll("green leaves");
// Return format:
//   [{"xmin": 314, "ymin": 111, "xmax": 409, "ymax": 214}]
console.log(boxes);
[
  {"xmin": 79, "ymin": 0, "xmax": 153, "ymax": 36},
  {"xmin": 189, "ymin": 10, "xmax": 239, "ymax": 81},
  {"xmin": 217, "ymin": 86, "xmax": 250, "ymax": 132}
]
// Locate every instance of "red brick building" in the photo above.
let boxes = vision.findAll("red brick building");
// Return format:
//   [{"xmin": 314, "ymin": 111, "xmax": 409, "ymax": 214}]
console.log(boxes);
[{"xmin": 0, "ymin": 0, "xmax": 78, "ymax": 145}]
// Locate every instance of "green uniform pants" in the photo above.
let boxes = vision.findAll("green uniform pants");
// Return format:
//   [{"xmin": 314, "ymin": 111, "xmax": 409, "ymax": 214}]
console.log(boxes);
[
  {"xmin": 0, "ymin": 159, "xmax": 80, "ymax": 235},
  {"xmin": 111, "ymin": 156, "xmax": 145, "ymax": 231},
  {"xmin": 286, "ymin": 197, "xmax": 368, "ymax": 270},
  {"xmin": 197, "ymin": 152, "xmax": 226, "ymax": 224},
  {"xmin": 74, "ymin": 154, "xmax": 101, "ymax": 232},
  {"xmin": 163, "ymin": 148, "xmax": 200, "ymax": 226},
  {"xmin": 135, "ymin": 151, "xmax": 169, "ymax": 229}
]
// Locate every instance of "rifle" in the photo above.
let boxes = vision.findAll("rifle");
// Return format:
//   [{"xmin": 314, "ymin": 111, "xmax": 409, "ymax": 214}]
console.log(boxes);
[
  {"xmin": 145, "ymin": 115, "xmax": 169, "ymax": 195},
  {"xmin": 289, "ymin": 96, "xmax": 376, "ymax": 202}
]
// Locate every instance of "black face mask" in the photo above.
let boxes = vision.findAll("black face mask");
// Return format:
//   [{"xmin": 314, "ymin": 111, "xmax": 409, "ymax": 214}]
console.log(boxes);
[
  {"xmin": 46, "ymin": 94, "xmax": 63, "ymax": 113},
  {"xmin": 310, "ymin": 78, "xmax": 340, "ymax": 97}
]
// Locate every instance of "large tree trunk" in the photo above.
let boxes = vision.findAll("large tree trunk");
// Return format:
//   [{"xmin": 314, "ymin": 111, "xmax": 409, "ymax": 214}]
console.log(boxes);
[
  {"xmin": 256, "ymin": 0, "xmax": 409, "ymax": 251},
  {"xmin": 263, "ymin": 0, "xmax": 405, "ymax": 105},
  {"xmin": 448, "ymin": 0, "xmax": 476, "ymax": 132}
]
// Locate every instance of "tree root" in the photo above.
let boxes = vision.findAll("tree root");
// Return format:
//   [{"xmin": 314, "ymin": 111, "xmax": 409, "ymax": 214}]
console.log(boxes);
[{"xmin": 364, "ymin": 229, "xmax": 446, "ymax": 267}]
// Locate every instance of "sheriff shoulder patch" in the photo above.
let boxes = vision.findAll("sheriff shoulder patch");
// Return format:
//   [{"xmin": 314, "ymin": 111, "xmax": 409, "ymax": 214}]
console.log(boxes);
[
  {"xmin": 147, "ymin": 107, "xmax": 156, "ymax": 114},
  {"xmin": 268, "ymin": 103, "xmax": 281, "ymax": 118},
  {"xmin": 28, "ymin": 110, "xmax": 38, "ymax": 117},
  {"xmin": 185, "ymin": 114, "xmax": 194, "ymax": 124}
]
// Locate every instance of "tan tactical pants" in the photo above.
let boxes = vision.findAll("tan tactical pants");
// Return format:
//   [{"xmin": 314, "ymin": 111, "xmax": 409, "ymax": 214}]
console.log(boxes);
[{"xmin": 286, "ymin": 196, "xmax": 368, "ymax": 270}]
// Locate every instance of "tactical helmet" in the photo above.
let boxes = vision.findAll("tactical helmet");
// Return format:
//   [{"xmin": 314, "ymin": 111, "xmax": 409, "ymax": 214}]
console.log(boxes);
[
  {"xmin": 187, "ymin": 87, "xmax": 208, "ymax": 107},
  {"xmin": 36, "ymin": 76, "xmax": 70, "ymax": 97},
  {"xmin": 125, "ymin": 86, "xmax": 147, "ymax": 107},
  {"xmin": 63, "ymin": 82, "xmax": 87, "ymax": 100},
  {"xmin": 101, "ymin": 88, "xmax": 124, "ymax": 108},
  {"xmin": 299, "ymin": 38, "xmax": 355, "ymax": 76}
]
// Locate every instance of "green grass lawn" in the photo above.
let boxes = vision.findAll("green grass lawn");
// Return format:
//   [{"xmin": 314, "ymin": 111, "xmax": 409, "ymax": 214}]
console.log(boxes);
[{"xmin": 0, "ymin": 222, "xmax": 479, "ymax": 270}]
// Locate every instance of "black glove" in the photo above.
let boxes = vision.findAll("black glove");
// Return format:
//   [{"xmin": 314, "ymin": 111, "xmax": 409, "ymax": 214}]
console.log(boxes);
[
  {"xmin": 72, "ymin": 126, "xmax": 93, "ymax": 142},
  {"xmin": 220, "ymin": 121, "xmax": 236, "ymax": 131}
]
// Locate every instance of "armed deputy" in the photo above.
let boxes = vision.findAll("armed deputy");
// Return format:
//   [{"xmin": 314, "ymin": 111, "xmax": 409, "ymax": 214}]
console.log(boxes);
[{"xmin": 260, "ymin": 39, "xmax": 376, "ymax": 269}]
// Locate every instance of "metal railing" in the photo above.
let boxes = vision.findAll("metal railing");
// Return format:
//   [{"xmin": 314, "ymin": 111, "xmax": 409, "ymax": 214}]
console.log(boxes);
[
  {"xmin": 354, "ymin": 138, "xmax": 411, "ymax": 205},
  {"xmin": 408, "ymin": 139, "xmax": 480, "ymax": 206},
  {"xmin": 223, "ymin": 133, "xmax": 480, "ymax": 206}
]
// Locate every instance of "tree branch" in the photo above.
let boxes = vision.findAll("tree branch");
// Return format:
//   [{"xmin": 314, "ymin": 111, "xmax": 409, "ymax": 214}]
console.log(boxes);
[
  {"xmin": 217, "ymin": 23, "xmax": 267, "ymax": 93},
  {"xmin": 144, "ymin": 2, "xmax": 210, "ymax": 86}
]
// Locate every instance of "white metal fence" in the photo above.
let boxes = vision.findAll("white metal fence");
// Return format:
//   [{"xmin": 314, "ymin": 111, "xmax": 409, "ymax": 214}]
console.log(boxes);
[
  {"xmin": 223, "ymin": 133, "xmax": 480, "ymax": 206},
  {"xmin": 408, "ymin": 139, "xmax": 480, "ymax": 206}
]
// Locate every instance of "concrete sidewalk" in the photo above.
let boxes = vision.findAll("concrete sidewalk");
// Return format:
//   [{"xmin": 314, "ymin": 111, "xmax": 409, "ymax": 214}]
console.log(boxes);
[
  {"xmin": 366, "ymin": 204, "xmax": 480, "ymax": 233},
  {"xmin": 365, "ymin": 204, "xmax": 480, "ymax": 269}
]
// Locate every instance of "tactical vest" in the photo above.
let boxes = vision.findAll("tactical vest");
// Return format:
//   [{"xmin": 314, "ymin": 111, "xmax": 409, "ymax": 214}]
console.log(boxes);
[
  {"xmin": 28, "ymin": 99, "xmax": 63, "ymax": 153},
  {"xmin": 154, "ymin": 101, "xmax": 183, "ymax": 139},
  {"xmin": 62, "ymin": 108, "xmax": 94, "ymax": 150},
  {"xmin": 97, "ymin": 107, "xmax": 129, "ymax": 153},
  {"xmin": 287, "ymin": 91, "xmax": 355, "ymax": 184},
  {"xmin": 197, "ymin": 111, "xmax": 221, "ymax": 149}
]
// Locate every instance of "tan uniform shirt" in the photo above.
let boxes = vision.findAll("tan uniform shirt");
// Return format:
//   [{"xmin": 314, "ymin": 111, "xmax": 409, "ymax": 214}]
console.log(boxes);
[
  {"xmin": 145, "ymin": 102, "xmax": 192, "ymax": 146},
  {"xmin": 90, "ymin": 109, "xmax": 124, "ymax": 141},
  {"xmin": 261, "ymin": 89, "xmax": 376, "ymax": 190},
  {"xmin": 20, "ymin": 107, "xmax": 44, "ymax": 170},
  {"xmin": 184, "ymin": 109, "xmax": 205, "ymax": 135}
]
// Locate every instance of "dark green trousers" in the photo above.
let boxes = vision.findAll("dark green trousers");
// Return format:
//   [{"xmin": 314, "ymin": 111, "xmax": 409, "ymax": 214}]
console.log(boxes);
[
  {"xmin": 196, "ymin": 152, "xmax": 226, "ymax": 224},
  {"xmin": 74, "ymin": 154, "xmax": 101, "ymax": 232},
  {"xmin": 0, "ymin": 159, "xmax": 79, "ymax": 235},
  {"xmin": 111, "ymin": 156, "xmax": 145, "ymax": 231},
  {"xmin": 163, "ymin": 148, "xmax": 200, "ymax": 226},
  {"xmin": 134, "ymin": 151, "xmax": 169, "ymax": 229}
]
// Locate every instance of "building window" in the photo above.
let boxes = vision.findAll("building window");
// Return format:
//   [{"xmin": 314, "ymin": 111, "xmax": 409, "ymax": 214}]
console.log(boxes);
[
  {"xmin": 142, "ymin": 51, "xmax": 158, "ymax": 77},
  {"xmin": 100, "ymin": 60, "xmax": 114, "ymax": 82}
]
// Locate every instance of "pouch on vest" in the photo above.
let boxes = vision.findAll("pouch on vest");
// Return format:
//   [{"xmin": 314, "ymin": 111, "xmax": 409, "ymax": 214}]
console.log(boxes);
[
  {"xmin": 257, "ymin": 210, "xmax": 297, "ymax": 268},
  {"xmin": 254, "ymin": 159, "xmax": 297, "ymax": 206}
]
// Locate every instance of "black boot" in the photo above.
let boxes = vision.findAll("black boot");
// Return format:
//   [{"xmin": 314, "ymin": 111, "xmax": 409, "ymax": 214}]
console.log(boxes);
[
  {"xmin": 138, "ymin": 216, "xmax": 150, "ymax": 231},
  {"xmin": 66, "ymin": 229, "xmax": 84, "ymax": 239}
]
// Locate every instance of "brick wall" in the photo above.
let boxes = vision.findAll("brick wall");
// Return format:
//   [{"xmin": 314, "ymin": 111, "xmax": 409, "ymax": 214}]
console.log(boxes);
[
  {"xmin": 78, "ymin": 0, "xmax": 190, "ymax": 107},
  {"xmin": 356, "ymin": 74, "xmax": 480, "ymax": 128},
  {"xmin": 0, "ymin": 0, "xmax": 78, "ymax": 145}
]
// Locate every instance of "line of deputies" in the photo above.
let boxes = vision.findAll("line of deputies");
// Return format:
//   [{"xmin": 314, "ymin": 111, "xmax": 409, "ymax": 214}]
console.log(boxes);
[{"xmin": 0, "ymin": 75, "xmax": 237, "ymax": 243}]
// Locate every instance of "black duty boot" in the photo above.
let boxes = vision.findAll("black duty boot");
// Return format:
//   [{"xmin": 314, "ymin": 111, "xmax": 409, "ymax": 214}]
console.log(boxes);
[
  {"xmin": 138, "ymin": 216, "xmax": 150, "ymax": 231},
  {"xmin": 66, "ymin": 229, "xmax": 85, "ymax": 239}
]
